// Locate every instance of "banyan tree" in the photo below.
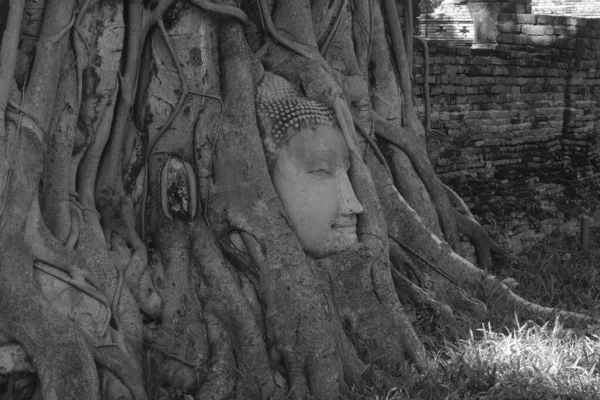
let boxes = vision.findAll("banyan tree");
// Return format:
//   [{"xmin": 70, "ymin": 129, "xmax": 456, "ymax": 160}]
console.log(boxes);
[{"xmin": 0, "ymin": 0, "xmax": 593, "ymax": 399}]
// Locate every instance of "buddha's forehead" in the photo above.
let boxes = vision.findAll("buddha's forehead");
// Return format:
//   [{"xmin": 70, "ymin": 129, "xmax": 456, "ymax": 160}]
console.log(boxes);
[{"xmin": 284, "ymin": 124, "xmax": 348, "ymax": 160}]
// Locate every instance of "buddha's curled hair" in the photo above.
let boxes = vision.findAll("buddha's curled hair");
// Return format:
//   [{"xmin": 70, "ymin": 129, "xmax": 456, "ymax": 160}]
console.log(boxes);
[{"xmin": 256, "ymin": 72, "xmax": 336, "ymax": 168}]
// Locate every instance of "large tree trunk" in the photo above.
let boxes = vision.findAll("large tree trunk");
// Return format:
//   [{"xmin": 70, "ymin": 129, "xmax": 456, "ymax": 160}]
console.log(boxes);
[{"xmin": 0, "ymin": 0, "xmax": 593, "ymax": 399}]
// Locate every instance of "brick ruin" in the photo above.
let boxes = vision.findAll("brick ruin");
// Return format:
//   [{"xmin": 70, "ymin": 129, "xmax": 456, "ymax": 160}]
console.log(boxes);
[
  {"xmin": 414, "ymin": 12, "xmax": 600, "ymax": 253},
  {"xmin": 419, "ymin": 0, "xmax": 600, "ymax": 43},
  {"xmin": 418, "ymin": 1, "xmax": 474, "ymax": 44}
]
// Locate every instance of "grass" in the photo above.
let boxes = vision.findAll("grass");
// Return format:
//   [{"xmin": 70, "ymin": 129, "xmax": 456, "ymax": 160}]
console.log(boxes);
[{"xmin": 350, "ymin": 229, "xmax": 600, "ymax": 400}]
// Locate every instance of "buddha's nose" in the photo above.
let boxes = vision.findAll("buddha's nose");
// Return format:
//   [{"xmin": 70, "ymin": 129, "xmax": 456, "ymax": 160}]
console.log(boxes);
[{"xmin": 337, "ymin": 169, "xmax": 364, "ymax": 215}]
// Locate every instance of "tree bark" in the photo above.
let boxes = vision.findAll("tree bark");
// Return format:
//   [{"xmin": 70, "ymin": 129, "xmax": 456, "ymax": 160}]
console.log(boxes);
[{"xmin": 0, "ymin": 1, "xmax": 594, "ymax": 399}]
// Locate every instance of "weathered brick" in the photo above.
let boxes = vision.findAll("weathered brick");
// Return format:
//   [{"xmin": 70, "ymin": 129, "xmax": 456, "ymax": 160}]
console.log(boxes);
[
  {"xmin": 526, "ymin": 35, "xmax": 555, "ymax": 47},
  {"xmin": 472, "ymin": 56, "xmax": 492, "ymax": 65},
  {"xmin": 492, "ymin": 66, "xmax": 510, "ymax": 75},
  {"xmin": 498, "ymin": 14, "xmax": 516, "ymax": 23},
  {"xmin": 516, "ymin": 14, "xmax": 537, "ymax": 24},
  {"xmin": 497, "ymin": 33, "xmax": 516, "ymax": 44},
  {"xmin": 521, "ymin": 25, "xmax": 550, "ymax": 36},
  {"xmin": 535, "ymin": 15, "xmax": 557, "ymax": 25},
  {"xmin": 498, "ymin": 22, "xmax": 522, "ymax": 33},
  {"xmin": 564, "ymin": 17, "xmax": 587, "ymax": 27}
]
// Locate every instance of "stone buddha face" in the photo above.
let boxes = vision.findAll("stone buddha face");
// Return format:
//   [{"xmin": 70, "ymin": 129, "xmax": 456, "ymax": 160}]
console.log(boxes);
[
  {"xmin": 271, "ymin": 123, "xmax": 364, "ymax": 259},
  {"xmin": 257, "ymin": 72, "xmax": 364, "ymax": 258}
]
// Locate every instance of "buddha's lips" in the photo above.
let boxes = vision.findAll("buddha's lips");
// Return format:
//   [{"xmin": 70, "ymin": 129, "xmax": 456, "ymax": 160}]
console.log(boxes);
[{"xmin": 331, "ymin": 218, "xmax": 357, "ymax": 229}]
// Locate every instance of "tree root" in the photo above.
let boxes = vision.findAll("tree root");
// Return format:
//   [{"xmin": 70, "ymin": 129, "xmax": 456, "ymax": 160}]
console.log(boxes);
[
  {"xmin": 5, "ymin": 106, "xmax": 46, "ymax": 143},
  {"xmin": 390, "ymin": 268, "xmax": 459, "ymax": 337},
  {"xmin": 144, "ymin": 326, "xmax": 206, "ymax": 397},
  {"xmin": 0, "ymin": 1, "xmax": 24, "ymax": 116},
  {"xmin": 380, "ymin": 0, "xmax": 412, "ymax": 114},
  {"xmin": 72, "ymin": 0, "xmax": 94, "ymax": 104},
  {"xmin": 64, "ymin": 199, "xmax": 82, "ymax": 251},
  {"xmin": 6, "ymin": 99, "xmax": 44, "ymax": 133},
  {"xmin": 404, "ymin": 0, "xmax": 414, "ymax": 77},
  {"xmin": 73, "ymin": 224, "xmax": 148, "ymax": 398},
  {"xmin": 143, "ymin": 341, "xmax": 202, "ymax": 369},
  {"xmin": 93, "ymin": 344, "xmax": 147, "ymax": 400},
  {"xmin": 141, "ymin": 17, "xmax": 190, "ymax": 237},
  {"xmin": 330, "ymin": 93, "xmax": 430, "ymax": 373},
  {"xmin": 189, "ymin": 0, "xmax": 248, "ymax": 23},
  {"xmin": 196, "ymin": 313, "xmax": 236, "ymax": 400},
  {"xmin": 40, "ymin": 45, "xmax": 80, "ymax": 243},
  {"xmin": 354, "ymin": 116, "xmax": 389, "ymax": 172},
  {"xmin": 359, "ymin": 153, "xmax": 430, "ymax": 372},
  {"xmin": 1, "ymin": 242, "xmax": 101, "ymax": 400},
  {"xmin": 367, "ymin": 138, "xmax": 491, "ymax": 323},
  {"xmin": 109, "ymin": 234, "xmax": 161, "ymax": 319},
  {"xmin": 23, "ymin": 0, "xmax": 77, "ymax": 131},
  {"xmin": 146, "ymin": 19, "xmax": 189, "ymax": 157},
  {"xmin": 483, "ymin": 275, "xmax": 598, "ymax": 326},
  {"xmin": 443, "ymin": 182, "xmax": 473, "ymax": 217},
  {"xmin": 455, "ymin": 211, "xmax": 501, "ymax": 273},
  {"xmin": 443, "ymin": 183, "xmax": 520, "ymax": 270},
  {"xmin": 142, "ymin": 221, "xmax": 209, "ymax": 396},
  {"xmin": 78, "ymin": 86, "xmax": 119, "ymax": 212},
  {"xmin": 76, "ymin": 221, "xmax": 144, "ymax": 353},
  {"xmin": 36, "ymin": 15, "xmax": 75, "ymax": 48},
  {"xmin": 258, "ymin": 0, "xmax": 332, "ymax": 75},
  {"xmin": 0, "ymin": 2, "xmax": 150, "ymax": 399},
  {"xmin": 33, "ymin": 261, "xmax": 112, "ymax": 336},
  {"xmin": 332, "ymin": 101, "xmax": 429, "ymax": 372},
  {"xmin": 319, "ymin": 0, "xmax": 347, "ymax": 56},
  {"xmin": 388, "ymin": 234, "xmax": 461, "ymax": 289},
  {"xmin": 373, "ymin": 111, "xmax": 460, "ymax": 250},
  {"xmin": 236, "ymin": 229, "xmax": 343, "ymax": 397},
  {"xmin": 94, "ymin": 84, "xmax": 156, "ymax": 322},
  {"xmin": 389, "ymin": 239, "xmax": 426, "ymax": 287},
  {"xmin": 192, "ymin": 221, "xmax": 280, "ymax": 398},
  {"xmin": 24, "ymin": 196, "xmax": 109, "ymax": 306},
  {"xmin": 379, "ymin": 166, "xmax": 597, "ymax": 326},
  {"xmin": 111, "ymin": 261, "xmax": 124, "ymax": 330},
  {"xmin": 189, "ymin": 89, "xmax": 224, "ymax": 213},
  {"xmin": 359, "ymin": 0, "xmax": 441, "ymax": 238}
]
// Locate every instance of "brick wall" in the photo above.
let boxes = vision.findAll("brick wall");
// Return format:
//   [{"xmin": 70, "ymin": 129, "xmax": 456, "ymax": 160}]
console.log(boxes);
[
  {"xmin": 414, "ymin": 15, "xmax": 600, "ymax": 251},
  {"xmin": 497, "ymin": 14, "xmax": 600, "ymax": 50}
]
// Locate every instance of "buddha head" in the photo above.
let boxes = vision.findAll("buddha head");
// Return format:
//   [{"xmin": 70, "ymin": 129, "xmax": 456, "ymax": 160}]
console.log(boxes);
[{"xmin": 256, "ymin": 73, "xmax": 364, "ymax": 259}]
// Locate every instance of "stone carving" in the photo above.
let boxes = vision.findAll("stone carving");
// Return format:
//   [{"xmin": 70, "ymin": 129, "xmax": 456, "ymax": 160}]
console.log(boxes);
[{"xmin": 256, "ymin": 72, "xmax": 364, "ymax": 258}]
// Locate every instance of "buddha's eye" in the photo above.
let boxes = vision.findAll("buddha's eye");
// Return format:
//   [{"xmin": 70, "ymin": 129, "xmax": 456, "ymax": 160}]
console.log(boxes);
[
  {"xmin": 307, "ymin": 160, "xmax": 332, "ymax": 176},
  {"xmin": 308, "ymin": 166, "xmax": 332, "ymax": 176},
  {"xmin": 305, "ymin": 150, "xmax": 334, "ymax": 176}
]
